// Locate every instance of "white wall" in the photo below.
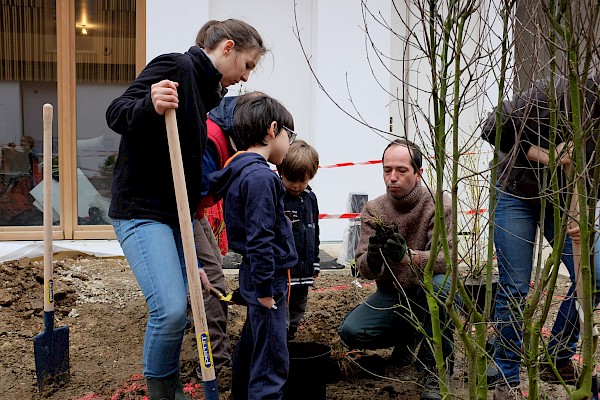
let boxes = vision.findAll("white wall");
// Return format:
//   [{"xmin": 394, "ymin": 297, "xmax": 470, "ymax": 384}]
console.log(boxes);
[
  {"xmin": 207, "ymin": 0, "xmax": 315, "ymax": 144},
  {"xmin": 146, "ymin": 1, "xmax": 210, "ymax": 58},
  {"xmin": 304, "ymin": 1, "xmax": 391, "ymax": 241},
  {"xmin": 146, "ymin": 1, "xmax": 393, "ymax": 241}
]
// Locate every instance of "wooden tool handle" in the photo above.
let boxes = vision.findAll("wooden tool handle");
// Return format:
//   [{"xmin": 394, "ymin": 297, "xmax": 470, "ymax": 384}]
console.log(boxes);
[
  {"xmin": 164, "ymin": 109, "xmax": 217, "ymax": 384},
  {"xmin": 209, "ymin": 286, "xmax": 225, "ymax": 299},
  {"xmin": 43, "ymin": 104, "xmax": 54, "ymax": 312}
]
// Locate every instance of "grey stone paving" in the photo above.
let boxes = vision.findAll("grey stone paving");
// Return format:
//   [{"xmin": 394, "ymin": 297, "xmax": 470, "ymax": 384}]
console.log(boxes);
[{"xmin": 223, "ymin": 242, "xmax": 345, "ymax": 270}]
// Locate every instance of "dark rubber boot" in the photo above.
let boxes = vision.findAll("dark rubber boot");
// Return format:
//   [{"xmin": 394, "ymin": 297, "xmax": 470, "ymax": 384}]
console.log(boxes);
[
  {"xmin": 174, "ymin": 372, "xmax": 189, "ymax": 400},
  {"xmin": 147, "ymin": 372, "xmax": 188, "ymax": 400}
]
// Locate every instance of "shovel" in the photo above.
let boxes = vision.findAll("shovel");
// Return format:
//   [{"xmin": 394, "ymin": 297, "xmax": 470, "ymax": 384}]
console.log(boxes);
[
  {"xmin": 165, "ymin": 109, "xmax": 219, "ymax": 400},
  {"xmin": 210, "ymin": 286, "xmax": 247, "ymax": 306},
  {"xmin": 33, "ymin": 103, "xmax": 70, "ymax": 390}
]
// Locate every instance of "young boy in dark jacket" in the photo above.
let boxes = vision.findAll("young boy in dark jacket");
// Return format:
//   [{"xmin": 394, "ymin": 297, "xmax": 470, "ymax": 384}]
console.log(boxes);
[
  {"xmin": 208, "ymin": 93, "xmax": 298, "ymax": 400},
  {"xmin": 278, "ymin": 140, "xmax": 321, "ymax": 341}
]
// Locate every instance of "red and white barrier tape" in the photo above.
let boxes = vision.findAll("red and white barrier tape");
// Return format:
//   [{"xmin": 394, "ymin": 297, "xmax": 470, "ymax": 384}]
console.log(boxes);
[
  {"xmin": 319, "ymin": 213, "xmax": 360, "ymax": 219},
  {"xmin": 316, "ymin": 151, "xmax": 487, "ymax": 170},
  {"xmin": 466, "ymin": 208, "xmax": 487, "ymax": 215},
  {"xmin": 318, "ymin": 209, "xmax": 487, "ymax": 219},
  {"xmin": 291, "ymin": 156, "xmax": 490, "ymax": 220},
  {"xmin": 319, "ymin": 160, "xmax": 381, "ymax": 169}
]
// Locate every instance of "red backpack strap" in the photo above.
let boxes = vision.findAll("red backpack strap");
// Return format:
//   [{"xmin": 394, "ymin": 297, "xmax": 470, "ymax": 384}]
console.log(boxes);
[{"xmin": 207, "ymin": 118, "xmax": 233, "ymax": 169}]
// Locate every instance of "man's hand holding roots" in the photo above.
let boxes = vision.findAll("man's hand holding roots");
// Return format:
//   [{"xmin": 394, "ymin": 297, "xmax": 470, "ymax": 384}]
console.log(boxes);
[
  {"xmin": 382, "ymin": 232, "xmax": 407, "ymax": 262},
  {"xmin": 367, "ymin": 231, "xmax": 408, "ymax": 274}
]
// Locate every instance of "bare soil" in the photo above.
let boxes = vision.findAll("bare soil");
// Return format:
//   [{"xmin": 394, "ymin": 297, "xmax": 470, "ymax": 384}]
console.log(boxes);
[{"xmin": 0, "ymin": 254, "xmax": 585, "ymax": 399}]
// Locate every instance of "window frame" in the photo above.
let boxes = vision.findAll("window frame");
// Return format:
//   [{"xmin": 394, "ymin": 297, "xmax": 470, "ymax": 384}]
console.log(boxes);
[{"xmin": 0, "ymin": 0, "xmax": 145, "ymax": 241}]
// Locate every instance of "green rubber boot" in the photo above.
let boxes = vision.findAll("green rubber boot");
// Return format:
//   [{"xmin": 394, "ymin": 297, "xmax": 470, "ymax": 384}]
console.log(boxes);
[
  {"xmin": 147, "ymin": 372, "xmax": 189, "ymax": 400},
  {"xmin": 174, "ymin": 373, "xmax": 189, "ymax": 400}
]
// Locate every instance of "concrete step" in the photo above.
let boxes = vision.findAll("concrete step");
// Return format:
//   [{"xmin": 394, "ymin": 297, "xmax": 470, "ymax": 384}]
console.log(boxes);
[{"xmin": 223, "ymin": 241, "xmax": 345, "ymax": 270}]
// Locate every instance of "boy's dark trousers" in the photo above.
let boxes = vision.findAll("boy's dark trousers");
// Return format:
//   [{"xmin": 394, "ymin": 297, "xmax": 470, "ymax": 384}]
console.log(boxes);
[
  {"xmin": 232, "ymin": 269, "xmax": 289, "ymax": 400},
  {"xmin": 286, "ymin": 285, "xmax": 309, "ymax": 341}
]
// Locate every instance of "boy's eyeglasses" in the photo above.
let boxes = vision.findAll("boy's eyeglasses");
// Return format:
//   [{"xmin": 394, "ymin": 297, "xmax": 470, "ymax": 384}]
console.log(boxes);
[{"xmin": 282, "ymin": 126, "xmax": 297, "ymax": 145}]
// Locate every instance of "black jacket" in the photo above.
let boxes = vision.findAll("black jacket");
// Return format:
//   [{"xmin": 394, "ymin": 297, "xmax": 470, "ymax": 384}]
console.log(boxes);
[
  {"xmin": 283, "ymin": 187, "xmax": 320, "ymax": 285},
  {"xmin": 208, "ymin": 152, "xmax": 298, "ymax": 298},
  {"xmin": 482, "ymin": 76, "xmax": 600, "ymax": 203},
  {"xmin": 106, "ymin": 47, "xmax": 224, "ymax": 225}
]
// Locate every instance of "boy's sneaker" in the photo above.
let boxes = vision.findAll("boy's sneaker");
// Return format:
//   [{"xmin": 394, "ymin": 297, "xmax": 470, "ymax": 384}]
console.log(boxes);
[
  {"xmin": 493, "ymin": 383, "xmax": 524, "ymax": 400},
  {"xmin": 418, "ymin": 367, "xmax": 452, "ymax": 400},
  {"xmin": 486, "ymin": 364, "xmax": 501, "ymax": 387},
  {"xmin": 538, "ymin": 360, "xmax": 578, "ymax": 384},
  {"xmin": 418, "ymin": 370, "xmax": 441, "ymax": 400}
]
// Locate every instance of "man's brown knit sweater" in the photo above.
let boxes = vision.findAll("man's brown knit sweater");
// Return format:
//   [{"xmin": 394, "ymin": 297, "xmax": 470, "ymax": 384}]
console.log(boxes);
[{"xmin": 356, "ymin": 183, "xmax": 452, "ymax": 291}]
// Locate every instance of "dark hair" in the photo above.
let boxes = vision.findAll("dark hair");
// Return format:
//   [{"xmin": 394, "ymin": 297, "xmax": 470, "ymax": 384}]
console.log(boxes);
[
  {"xmin": 279, "ymin": 140, "xmax": 319, "ymax": 181},
  {"xmin": 234, "ymin": 91, "xmax": 266, "ymax": 110},
  {"xmin": 196, "ymin": 19, "xmax": 266, "ymax": 55},
  {"xmin": 382, "ymin": 138, "xmax": 423, "ymax": 171},
  {"xmin": 232, "ymin": 93, "xmax": 294, "ymax": 150}
]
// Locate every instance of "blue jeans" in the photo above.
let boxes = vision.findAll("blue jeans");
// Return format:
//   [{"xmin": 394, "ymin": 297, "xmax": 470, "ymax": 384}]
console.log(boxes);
[
  {"xmin": 493, "ymin": 192, "xmax": 600, "ymax": 384},
  {"xmin": 112, "ymin": 218, "xmax": 189, "ymax": 378},
  {"xmin": 338, "ymin": 274, "xmax": 456, "ymax": 369}
]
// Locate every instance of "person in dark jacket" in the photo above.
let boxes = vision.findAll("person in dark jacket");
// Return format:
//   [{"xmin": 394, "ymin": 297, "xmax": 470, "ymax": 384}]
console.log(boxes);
[
  {"xmin": 193, "ymin": 92, "xmax": 263, "ymax": 374},
  {"xmin": 278, "ymin": 139, "xmax": 320, "ymax": 341},
  {"xmin": 105, "ymin": 19, "xmax": 265, "ymax": 400},
  {"xmin": 482, "ymin": 76, "xmax": 600, "ymax": 400},
  {"xmin": 209, "ymin": 93, "xmax": 298, "ymax": 400}
]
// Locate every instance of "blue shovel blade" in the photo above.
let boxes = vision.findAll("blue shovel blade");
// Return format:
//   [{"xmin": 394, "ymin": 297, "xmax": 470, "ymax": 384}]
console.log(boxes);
[
  {"xmin": 203, "ymin": 379, "xmax": 219, "ymax": 400},
  {"xmin": 33, "ymin": 322, "xmax": 70, "ymax": 389}
]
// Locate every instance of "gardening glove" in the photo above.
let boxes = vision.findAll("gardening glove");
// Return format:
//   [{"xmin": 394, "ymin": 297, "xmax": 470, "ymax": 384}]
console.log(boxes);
[
  {"xmin": 382, "ymin": 232, "xmax": 407, "ymax": 263},
  {"xmin": 367, "ymin": 234, "xmax": 385, "ymax": 274}
]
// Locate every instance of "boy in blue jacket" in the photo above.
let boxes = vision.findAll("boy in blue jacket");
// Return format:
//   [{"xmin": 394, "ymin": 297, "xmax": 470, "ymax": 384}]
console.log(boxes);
[
  {"xmin": 208, "ymin": 93, "xmax": 298, "ymax": 400},
  {"xmin": 278, "ymin": 140, "xmax": 321, "ymax": 341}
]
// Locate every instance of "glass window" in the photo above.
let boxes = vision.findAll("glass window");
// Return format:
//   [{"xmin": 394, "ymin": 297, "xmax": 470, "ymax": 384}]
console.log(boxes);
[
  {"xmin": 75, "ymin": 0, "xmax": 136, "ymax": 226},
  {"xmin": 0, "ymin": 1, "xmax": 58, "ymax": 227}
]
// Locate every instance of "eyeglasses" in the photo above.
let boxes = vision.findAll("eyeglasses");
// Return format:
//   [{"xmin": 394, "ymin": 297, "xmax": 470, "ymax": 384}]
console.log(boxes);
[{"xmin": 282, "ymin": 126, "xmax": 297, "ymax": 145}]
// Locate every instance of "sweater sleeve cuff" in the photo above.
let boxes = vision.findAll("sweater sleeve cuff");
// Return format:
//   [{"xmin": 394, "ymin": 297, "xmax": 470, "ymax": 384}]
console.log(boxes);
[
  {"xmin": 255, "ymin": 283, "xmax": 273, "ymax": 299},
  {"xmin": 414, "ymin": 250, "xmax": 427, "ymax": 269}
]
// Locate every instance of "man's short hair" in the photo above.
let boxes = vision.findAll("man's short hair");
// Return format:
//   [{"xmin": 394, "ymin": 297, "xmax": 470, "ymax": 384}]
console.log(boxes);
[
  {"xmin": 382, "ymin": 138, "xmax": 423, "ymax": 171},
  {"xmin": 278, "ymin": 140, "xmax": 319, "ymax": 181},
  {"xmin": 232, "ymin": 93, "xmax": 294, "ymax": 151}
]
